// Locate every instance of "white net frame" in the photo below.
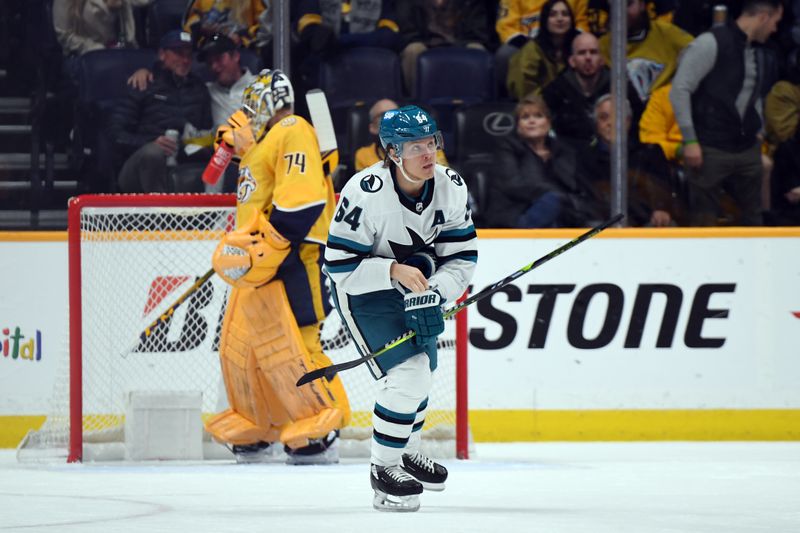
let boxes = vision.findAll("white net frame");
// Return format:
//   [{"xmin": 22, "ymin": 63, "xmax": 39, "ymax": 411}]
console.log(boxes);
[{"xmin": 17, "ymin": 194, "xmax": 468, "ymax": 462}]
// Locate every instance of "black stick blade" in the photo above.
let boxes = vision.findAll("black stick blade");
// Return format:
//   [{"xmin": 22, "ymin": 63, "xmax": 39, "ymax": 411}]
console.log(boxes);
[{"xmin": 296, "ymin": 367, "xmax": 328, "ymax": 387}]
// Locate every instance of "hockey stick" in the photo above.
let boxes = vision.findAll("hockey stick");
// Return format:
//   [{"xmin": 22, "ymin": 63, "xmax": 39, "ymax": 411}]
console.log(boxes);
[
  {"xmin": 136, "ymin": 268, "xmax": 216, "ymax": 346},
  {"xmin": 296, "ymin": 213, "xmax": 624, "ymax": 387},
  {"xmin": 132, "ymin": 90, "xmax": 338, "ymax": 348}
]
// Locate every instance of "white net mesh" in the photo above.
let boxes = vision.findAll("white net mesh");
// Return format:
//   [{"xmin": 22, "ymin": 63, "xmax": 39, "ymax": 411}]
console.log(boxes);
[{"xmin": 18, "ymin": 198, "xmax": 460, "ymax": 462}]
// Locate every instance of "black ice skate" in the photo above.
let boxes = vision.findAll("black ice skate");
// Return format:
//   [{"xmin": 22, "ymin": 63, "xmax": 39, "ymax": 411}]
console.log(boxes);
[
  {"xmin": 400, "ymin": 452, "xmax": 448, "ymax": 491},
  {"xmin": 370, "ymin": 464, "xmax": 423, "ymax": 512},
  {"xmin": 285, "ymin": 430, "xmax": 340, "ymax": 465},
  {"xmin": 230, "ymin": 441, "xmax": 279, "ymax": 463}
]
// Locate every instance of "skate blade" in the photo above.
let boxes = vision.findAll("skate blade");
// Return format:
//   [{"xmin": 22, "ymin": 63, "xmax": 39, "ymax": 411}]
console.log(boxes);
[
  {"xmin": 420, "ymin": 480, "xmax": 445, "ymax": 492},
  {"xmin": 234, "ymin": 447, "xmax": 286, "ymax": 464},
  {"xmin": 372, "ymin": 491, "xmax": 420, "ymax": 512}
]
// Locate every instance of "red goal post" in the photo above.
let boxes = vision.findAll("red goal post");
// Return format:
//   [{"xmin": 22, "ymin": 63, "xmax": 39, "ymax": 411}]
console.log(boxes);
[{"xmin": 51, "ymin": 194, "xmax": 470, "ymax": 462}]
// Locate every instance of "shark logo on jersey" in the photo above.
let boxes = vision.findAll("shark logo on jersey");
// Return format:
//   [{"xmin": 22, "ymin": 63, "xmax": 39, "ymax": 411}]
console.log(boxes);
[
  {"xmin": 360, "ymin": 174, "xmax": 383, "ymax": 193},
  {"xmin": 445, "ymin": 168, "xmax": 463, "ymax": 186},
  {"xmin": 237, "ymin": 166, "xmax": 257, "ymax": 203},
  {"xmin": 388, "ymin": 227, "xmax": 438, "ymax": 263}
]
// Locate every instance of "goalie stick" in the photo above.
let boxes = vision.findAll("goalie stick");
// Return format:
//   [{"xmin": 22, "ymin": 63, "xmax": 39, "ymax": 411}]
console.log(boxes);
[
  {"xmin": 296, "ymin": 213, "xmax": 624, "ymax": 387},
  {"xmin": 132, "ymin": 90, "xmax": 339, "ymax": 349}
]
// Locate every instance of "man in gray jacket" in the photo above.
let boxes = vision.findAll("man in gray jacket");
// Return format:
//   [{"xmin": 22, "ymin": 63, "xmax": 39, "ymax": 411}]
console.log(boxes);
[{"xmin": 670, "ymin": 0, "xmax": 782, "ymax": 226}]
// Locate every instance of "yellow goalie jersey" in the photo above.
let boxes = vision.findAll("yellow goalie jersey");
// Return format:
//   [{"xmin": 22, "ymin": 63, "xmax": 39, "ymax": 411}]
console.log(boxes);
[
  {"xmin": 206, "ymin": 112, "xmax": 350, "ymax": 450},
  {"xmin": 236, "ymin": 114, "xmax": 335, "ymax": 256}
]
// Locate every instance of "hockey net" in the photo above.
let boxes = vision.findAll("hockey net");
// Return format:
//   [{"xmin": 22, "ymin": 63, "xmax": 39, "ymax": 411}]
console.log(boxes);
[{"xmin": 17, "ymin": 194, "xmax": 469, "ymax": 462}]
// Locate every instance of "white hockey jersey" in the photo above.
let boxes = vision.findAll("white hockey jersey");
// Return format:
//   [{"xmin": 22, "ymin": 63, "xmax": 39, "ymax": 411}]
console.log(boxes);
[{"xmin": 324, "ymin": 162, "xmax": 478, "ymax": 304}]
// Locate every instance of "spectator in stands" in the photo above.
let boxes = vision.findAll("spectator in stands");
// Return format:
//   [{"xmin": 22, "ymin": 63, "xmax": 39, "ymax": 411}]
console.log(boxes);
[
  {"xmin": 543, "ymin": 32, "xmax": 610, "ymax": 148},
  {"xmin": 588, "ymin": 0, "xmax": 676, "ymax": 36},
  {"xmin": 507, "ymin": 0, "xmax": 581, "ymax": 100},
  {"xmin": 354, "ymin": 99, "xmax": 448, "ymax": 172},
  {"xmin": 485, "ymin": 93, "xmax": 603, "ymax": 228},
  {"xmin": 765, "ymin": 49, "xmax": 800, "ymax": 224},
  {"xmin": 311, "ymin": 0, "xmax": 401, "ymax": 51},
  {"xmin": 670, "ymin": 0, "xmax": 783, "ymax": 226},
  {"xmin": 52, "ymin": 0, "xmax": 151, "ymax": 57},
  {"xmin": 183, "ymin": 0, "xmax": 270, "ymax": 53},
  {"xmin": 52, "ymin": 0, "xmax": 152, "ymax": 86},
  {"xmin": 126, "ymin": 33, "xmax": 256, "ymax": 192},
  {"xmin": 583, "ymin": 94, "xmax": 679, "ymax": 226},
  {"xmin": 599, "ymin": 0, "xmax": 693, "ymax": 104},
  {"xmin": 494, "ymin": 0, "xmax": 589, "ymax": 95},
  {"xmin": 111, "ymin": 30, "xmax": 212, "ymax": 193},
  {"xmin": 639, "ymin": 83, "xmax": 683, "ymax": 163},
  {"xmin": 396, "ymin": 0, "xmax": 490, "ymax": 94}
]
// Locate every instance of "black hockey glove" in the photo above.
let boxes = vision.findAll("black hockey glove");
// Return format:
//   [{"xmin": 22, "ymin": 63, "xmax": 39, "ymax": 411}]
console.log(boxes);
[{"xmin": 403, "ymin": 288, "xmax": 445, "ymax": 347}]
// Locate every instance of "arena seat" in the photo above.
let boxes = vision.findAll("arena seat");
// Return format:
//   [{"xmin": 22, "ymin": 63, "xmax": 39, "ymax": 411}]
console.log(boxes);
[
  {"xmin": 451, "ymin": 101, "xmax": 516, "ymax": 224},
  {"xmin": 415, "ymin": 48, "xmax": 495, "ymax": 159},
  {"xmin": 74, "ymin": 48, "xmax": 156, "ymax": 192},
  {"xmin": 452, "ymin": 101, "xmax": 516, "ymax": 166},
  {"xmin": 318, "ymin": 47, "xmax": 403, "ymax": 178}
]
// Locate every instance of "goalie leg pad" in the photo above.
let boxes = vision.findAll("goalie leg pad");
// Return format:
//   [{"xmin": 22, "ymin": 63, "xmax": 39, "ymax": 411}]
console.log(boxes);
[
  {"xmin": 300, "ymin": 324, "xmax": 352, "ymax": 428},
  {"xmin": 215, "ymin": 280, "xmax": 349, "ymax": 449},
  {"xmin": 205, "ymin": 287, "xmax": 284, "ymax": 445},
  {"xmin": 204, "ymin": 409, "xmax": 276, "ymax": 446}
]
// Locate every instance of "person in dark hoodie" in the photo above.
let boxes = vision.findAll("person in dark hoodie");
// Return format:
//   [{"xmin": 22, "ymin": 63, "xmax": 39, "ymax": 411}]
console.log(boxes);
[{"xmin": 111, "ymin": 30, "xmax": 212, "ymax": 193}]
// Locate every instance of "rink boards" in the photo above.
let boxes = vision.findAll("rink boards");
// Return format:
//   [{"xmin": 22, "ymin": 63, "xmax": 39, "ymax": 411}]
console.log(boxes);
[{"xmin": 1, "ymin": 227, "xmax": 799, "ymax": 446}]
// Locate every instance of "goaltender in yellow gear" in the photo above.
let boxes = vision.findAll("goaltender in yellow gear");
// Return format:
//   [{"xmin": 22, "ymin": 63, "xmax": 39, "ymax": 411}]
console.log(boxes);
[{"xmin": 206, "ymin": 69, "xmax": 350, "ymax": 461}]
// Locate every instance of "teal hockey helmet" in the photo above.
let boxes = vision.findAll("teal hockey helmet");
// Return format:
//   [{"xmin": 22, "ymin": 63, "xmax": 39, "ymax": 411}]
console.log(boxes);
[{"xmin": 379, "ymin": 105, "xmax": 443, "ymax": 158}]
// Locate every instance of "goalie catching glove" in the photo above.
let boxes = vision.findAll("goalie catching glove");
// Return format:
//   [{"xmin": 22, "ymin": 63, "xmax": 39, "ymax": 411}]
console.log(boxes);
[
  {"xmin": 403, "ymin": 288, "xmax": 445, "ymax": 347},
  {"xmin": 212, "ymin": 211, "xmax": 290, "ymax": 288}
]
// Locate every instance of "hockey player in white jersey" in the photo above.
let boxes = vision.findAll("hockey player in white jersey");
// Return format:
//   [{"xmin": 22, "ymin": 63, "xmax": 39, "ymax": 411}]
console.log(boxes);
[{"xmin": 324, "ymin": 105, "xmax": 477, "ymax": 512}]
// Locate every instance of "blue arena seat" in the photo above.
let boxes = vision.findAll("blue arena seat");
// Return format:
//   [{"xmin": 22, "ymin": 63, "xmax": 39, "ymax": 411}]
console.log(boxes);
[
  {"xmin": 452, "ymin": 101, "xmax": 516, "ymax": 166},
  {"xmin": 74, "ymin": 48, "xmax": 156, "ymax": 192},
  {"xmin": 415, "ymin": 47, "xmax": 495, "ymax": 104},
  {"xmin": 319, "ymin": 47, "xmax": 403, "ymax": 109},
  {"xmin": 318, "ymin": 47, "xmax": 403, "ymax": 175},
  {"xmin": 415, "ymin": 47, "xmax": 495, "ymax": 159},
  {"xmin": 451, "ymin": 101, "xmax": 517, "ymax": 226}
]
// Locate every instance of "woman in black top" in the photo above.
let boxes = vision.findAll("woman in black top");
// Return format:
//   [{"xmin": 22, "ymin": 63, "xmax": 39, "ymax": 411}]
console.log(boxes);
[{"xmin": 486, "ymin": 93, "xmax": 603, "ymax": 228}]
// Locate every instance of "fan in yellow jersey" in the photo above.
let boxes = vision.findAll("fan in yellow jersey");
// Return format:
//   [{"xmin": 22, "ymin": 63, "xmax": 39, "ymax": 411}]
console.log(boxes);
[{"xmin": 206, "ymin": 69, "xmax": 351, "ymax": 464}]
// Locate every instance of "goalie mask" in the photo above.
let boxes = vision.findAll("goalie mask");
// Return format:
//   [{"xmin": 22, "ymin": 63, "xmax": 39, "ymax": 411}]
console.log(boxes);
[
  {"xmin": 242, "ymin": 69, "xmax": 294, "ymax": 141},
  {"xmin": 379, "ymin": 105, "xmax": 443, "ymax": 158}
]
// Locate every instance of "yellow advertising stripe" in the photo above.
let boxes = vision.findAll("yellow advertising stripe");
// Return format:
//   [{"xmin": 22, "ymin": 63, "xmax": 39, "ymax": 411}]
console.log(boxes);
[
  {"xmin": 0, "ymin": 416, "xmax": 45, "ymax": 448},
  {"xmin": 0, "ymin": 232, "xmax": 67, "ymax": 242},
  {"xmin": 4, "ymin": 227, "xmax": 800, "ymax": 243},
  {"xmin": 4, "ymin": 410, "xmax": 800, "ymax": 449},
  {"xmin": 470, "ymin": 409, "xmax": 800, "ymax": 441}
]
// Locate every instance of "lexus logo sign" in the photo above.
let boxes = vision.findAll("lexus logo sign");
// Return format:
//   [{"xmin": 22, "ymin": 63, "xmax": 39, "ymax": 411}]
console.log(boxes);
[{"xmin": 482, "ymin": 112, "xmax": 515, "ymax": 136}]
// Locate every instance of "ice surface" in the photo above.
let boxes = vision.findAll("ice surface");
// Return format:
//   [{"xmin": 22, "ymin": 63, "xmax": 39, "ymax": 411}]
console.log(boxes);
[{"xmin": 2, "ymin": 442, "xmax": 799, "ymax": 532}]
